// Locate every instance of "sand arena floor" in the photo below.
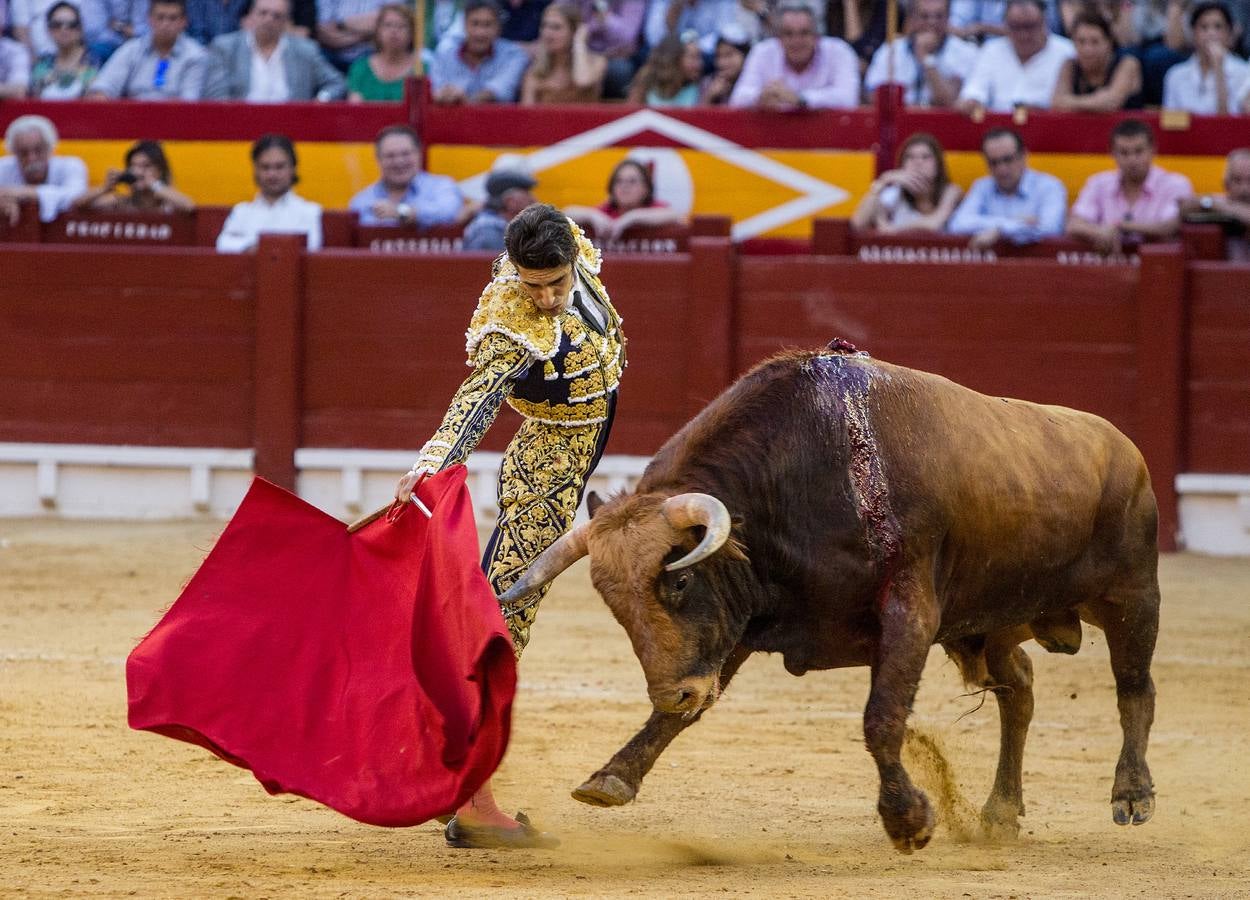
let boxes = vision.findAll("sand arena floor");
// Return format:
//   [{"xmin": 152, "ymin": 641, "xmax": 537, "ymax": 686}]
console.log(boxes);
[{"xmin": 2, "ymin": 517, "xmax": 1249, "ymax": 898}]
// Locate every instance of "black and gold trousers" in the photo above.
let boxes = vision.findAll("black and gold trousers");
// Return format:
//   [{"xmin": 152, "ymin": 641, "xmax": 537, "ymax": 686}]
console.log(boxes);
[{"xmin": 483, "ymin": 393, "xmax": 616, "ymax": 655}]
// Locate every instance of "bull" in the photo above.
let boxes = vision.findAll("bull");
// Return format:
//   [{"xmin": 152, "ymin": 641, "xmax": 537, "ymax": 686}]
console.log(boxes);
[{"xmin": 500, "ymin": 343, "xmax": 1160, "ymax": 852}]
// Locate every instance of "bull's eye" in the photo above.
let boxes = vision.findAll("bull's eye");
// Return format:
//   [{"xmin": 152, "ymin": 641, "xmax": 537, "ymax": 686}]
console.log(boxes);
[{"xmin": 674, "ymin": 573, "xmax": 690, "ymax": 592}]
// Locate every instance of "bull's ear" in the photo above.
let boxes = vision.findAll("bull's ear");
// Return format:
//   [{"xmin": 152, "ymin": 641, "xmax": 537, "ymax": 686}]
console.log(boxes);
[{"xmin": 587, "ymin": 491, "xmax": 604, "ymax": 517}]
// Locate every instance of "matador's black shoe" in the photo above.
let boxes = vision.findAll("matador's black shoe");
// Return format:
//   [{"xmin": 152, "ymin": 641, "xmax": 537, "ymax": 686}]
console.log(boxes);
[{"xmin": 444, "ymin": 811, "xmax": 560, "ymax": 850}]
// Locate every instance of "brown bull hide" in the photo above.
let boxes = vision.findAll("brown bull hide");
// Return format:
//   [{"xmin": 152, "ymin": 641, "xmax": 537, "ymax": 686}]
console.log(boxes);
[{"xmin": 570, "ymin": 347, "xmax": 1160, "ymax": 853}]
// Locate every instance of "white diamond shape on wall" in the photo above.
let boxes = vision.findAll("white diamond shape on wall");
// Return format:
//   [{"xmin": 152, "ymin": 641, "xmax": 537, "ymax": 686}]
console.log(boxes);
[{"xmin": 457, "ymin": 109, "xmax": 851, "ymax": 242}]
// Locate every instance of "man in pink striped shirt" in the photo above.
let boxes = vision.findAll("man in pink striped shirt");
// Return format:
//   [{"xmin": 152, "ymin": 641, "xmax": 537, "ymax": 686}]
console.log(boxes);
[
  {"xmin": 728, "ymin": 2, "xmax": 859, "ymax": 110},
  {"xmin": 1067, "ymin": 119, "xmax": 1193, "ymax": 254}
]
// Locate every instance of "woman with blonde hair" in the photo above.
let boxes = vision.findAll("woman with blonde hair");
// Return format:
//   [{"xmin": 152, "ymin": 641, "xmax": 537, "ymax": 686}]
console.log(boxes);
[
  {"xmin": 347, "ymin": 3, "xmax": 417, "ymax": 102},
  {"xmin": 521, "ymin": 3, "xmax": 607, "ymax": 103},
  {"xmin": 851, "ymin": 133, "xmax": 961, "ymax": 233}
]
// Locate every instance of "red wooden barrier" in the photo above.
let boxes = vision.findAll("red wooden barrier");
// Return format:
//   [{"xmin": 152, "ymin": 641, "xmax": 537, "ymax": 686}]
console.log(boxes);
[
  {"xmin": 42, "ymin": 210, "xmax": 196, "ymax": 246},
  {"xmin": 4, "ymin": 236, "xmax": 1242, "ymax": 550},
  {"xmin": 0, "ymin": 245, "xmax": 254, "ymax": 447},
  {"xmin": 1185, "ymin": 263, "xmax": 1250, "ymax": 473}
]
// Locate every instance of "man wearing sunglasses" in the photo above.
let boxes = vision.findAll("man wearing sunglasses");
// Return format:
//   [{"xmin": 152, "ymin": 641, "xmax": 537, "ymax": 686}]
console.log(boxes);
[
  {"xmin": 87, "ymin": 0, "xmax": 208, "ymax": 99},
  {"xmin": 947, "ymin": 127, "xmax": 1068, "ymax": 250}
]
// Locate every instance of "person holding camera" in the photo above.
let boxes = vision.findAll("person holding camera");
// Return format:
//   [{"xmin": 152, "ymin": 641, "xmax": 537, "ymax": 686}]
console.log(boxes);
[{"xmin": 74, "ymin": 140, "xmax": 195, "ymax": 213}]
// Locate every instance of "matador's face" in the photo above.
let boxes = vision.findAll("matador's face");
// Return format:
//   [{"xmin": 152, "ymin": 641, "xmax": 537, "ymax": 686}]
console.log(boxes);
[{"xmin": 515, "ymin": 263, "xmax": 574, "ymax": 317}]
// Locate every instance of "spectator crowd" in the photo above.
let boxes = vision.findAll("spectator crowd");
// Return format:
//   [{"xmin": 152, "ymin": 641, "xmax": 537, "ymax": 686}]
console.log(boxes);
[
  {"xmin": 5, "ymin": 1, "xmax": 1250, "ymax": 260},
  {"xmin": 2, "ymin": 0, "xmax": 1250, "ymax": 114}
]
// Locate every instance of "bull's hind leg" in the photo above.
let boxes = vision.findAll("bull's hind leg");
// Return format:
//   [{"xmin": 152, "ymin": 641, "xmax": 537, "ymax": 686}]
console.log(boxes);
[
  {"xmin": 866, "ymin": 569, "xmax": 940, "ymax": 853},
  {"xmin": 1081, "ymin": 577, "xmax": 1160, "ymax": 826},
  {"xmin": 573, "ymin": 644, "xmax": 751, "ymax": 807},
  {"xmin": 980, "ymin": 627, "xmax": 1035, "ymax": 838}
]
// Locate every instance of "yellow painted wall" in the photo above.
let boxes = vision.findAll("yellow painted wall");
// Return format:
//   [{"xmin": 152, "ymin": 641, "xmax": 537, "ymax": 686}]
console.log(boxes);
[
  {"xmin": 59, "ymin": 140, "xmax": 378, "ymax": 208},
  {"xmin": 54, "ymin": 139, "xmax": 1231, "ymax": 234}
]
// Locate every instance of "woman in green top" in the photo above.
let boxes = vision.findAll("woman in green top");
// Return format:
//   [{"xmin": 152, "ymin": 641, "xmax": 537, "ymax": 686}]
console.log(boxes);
[{"xmin": 347, "ymin": 2, "xmax": 417, "ymax": 102}]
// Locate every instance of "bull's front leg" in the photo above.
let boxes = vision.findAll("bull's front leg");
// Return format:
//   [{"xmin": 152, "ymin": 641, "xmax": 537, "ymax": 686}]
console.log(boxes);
[
  {"xmin": 573, "ymin": 644, "xmax": 751, "ymax": 807},
  {"xmin": 865, "ymin": 570, "xmax": 940, "ymax": 852}
]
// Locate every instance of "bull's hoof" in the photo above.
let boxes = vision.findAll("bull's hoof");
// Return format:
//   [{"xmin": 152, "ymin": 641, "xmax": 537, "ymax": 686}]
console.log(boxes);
[
  {"xmin": 880, "ymin": 792, "xmax": 935, "ymax": 854},
  {"xmin": 1112, "ymin": 792, "xmax": 1154, "ymax": 826},
  {"xmin": 980, "ymin": 796, "xmax": 1023, "ymax": 841},
  {"xmin": 572, "ymin": 773, "xmax": 636, "ymax": 807}
]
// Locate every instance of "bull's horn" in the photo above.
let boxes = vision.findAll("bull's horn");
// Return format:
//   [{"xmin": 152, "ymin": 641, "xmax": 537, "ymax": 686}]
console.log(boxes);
[
  {"xmin": 497, "ymin": 522, "xmax": 590, "ymax": 605},
  {"xmin": 662, "ymin": 493, "xmax": 732, "ymax": 572}
]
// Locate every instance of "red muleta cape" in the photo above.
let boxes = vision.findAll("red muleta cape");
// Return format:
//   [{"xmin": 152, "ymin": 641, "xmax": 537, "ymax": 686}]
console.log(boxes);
[{"xmin": 125, "ymin": 465, "xmax": 515, "ymax": 827}]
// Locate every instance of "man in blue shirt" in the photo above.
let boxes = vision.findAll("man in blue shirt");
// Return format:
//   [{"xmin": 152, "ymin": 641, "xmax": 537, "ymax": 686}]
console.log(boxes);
[
  {"xmin": 428, "ymin": 0, "xmax": 529, "ymax": 103},
  {"xmin": 948, "ymin": 128, "xmax": 1068, "ymax": 249},
  {"xmin": 348, "ymin": 124, "xmax": 465, "ymax": 227}
]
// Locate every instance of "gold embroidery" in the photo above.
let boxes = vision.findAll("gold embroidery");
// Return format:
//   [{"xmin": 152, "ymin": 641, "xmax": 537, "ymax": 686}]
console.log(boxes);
[
  {"xmin": 508, "ymin": 394, "xmax": 612, "ymax": 425},
  {"xmin": 485, "ymin": 415, "xmax": 609, "ymax": 655}
]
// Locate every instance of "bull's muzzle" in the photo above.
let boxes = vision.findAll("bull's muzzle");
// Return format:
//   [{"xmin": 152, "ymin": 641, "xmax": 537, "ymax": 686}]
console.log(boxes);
[{"xmin": 649, "ymin": 673, "xmax": 720, "ymax": 717}]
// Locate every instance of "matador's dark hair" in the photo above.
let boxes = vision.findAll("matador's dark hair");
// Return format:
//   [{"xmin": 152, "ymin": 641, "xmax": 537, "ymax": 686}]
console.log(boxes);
[{"xmin": 504, "ymin": 203, "xmax": 577, "ymax": 269}]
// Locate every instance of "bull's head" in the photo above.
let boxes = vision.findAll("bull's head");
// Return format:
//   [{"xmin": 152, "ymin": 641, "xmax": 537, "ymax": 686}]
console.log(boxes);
[{"xmin": 498, "ymin": 491, "xmax": 747, "ymax": 716}]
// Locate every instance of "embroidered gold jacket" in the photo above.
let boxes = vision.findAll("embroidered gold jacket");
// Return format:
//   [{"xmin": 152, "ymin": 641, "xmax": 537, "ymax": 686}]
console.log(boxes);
[{"xmin": 413, "ymin": 223, "xmax": 626, "ymax": 474}]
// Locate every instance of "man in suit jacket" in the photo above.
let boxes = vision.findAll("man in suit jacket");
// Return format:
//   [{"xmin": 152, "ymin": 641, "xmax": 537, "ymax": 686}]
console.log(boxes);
[{"xmin": 204, "ymin": 0, "xmax": 345, "ymax": 100}]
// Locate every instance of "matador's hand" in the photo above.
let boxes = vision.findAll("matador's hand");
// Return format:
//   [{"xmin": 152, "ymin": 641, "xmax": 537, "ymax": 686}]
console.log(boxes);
[{"xmin": 394, "ymin": 467, "xmax": 433, "ymax": 503}]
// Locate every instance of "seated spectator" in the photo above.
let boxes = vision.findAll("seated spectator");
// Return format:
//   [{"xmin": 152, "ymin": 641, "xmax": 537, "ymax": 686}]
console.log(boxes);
[
  {"xmin": 428, "ymin": 0, "xmax": 528, "ymax": 103},
  {"xmin": 850, "ymin": 133, "xmax": 963, "ymax": 232},
  {"xmin": 627, "ymin": 30, "xmax": 702, "ymax": 106},
  {"xmin": 73, "ymin": 140, "xmax": 196, "ymax": 212},
  {"xmin": 500, "ymin": 0, "xmax": 553, "ymax": 47},
  {"xmin": 28, "ymin": 2, "xmax": 101, "ymax": 99},
  {"xmin": 217, "ymin": 134, "xmax": 322, "ymax": 252},
  {"xmin": 1051, "ymin": 10, "xmax": 1143, "ymax": 111},
  {"xmin": 87, "ymin": 0, "xmax": 209, "ymax": 99},
  {"xmin": 347, "ymin": 2, "xmax": 415, "ymax": 101},
  {"xmin": 522, "ymin": 2, "xmax": 607, "ymax": 103},
  {"xmin": 564, "ymin": 157, "xmax": 685, "ymax": 240},
  {"xmin": 1067, "ymin": 119, "xmax": 1192, "ymax": 254},
  {"xmin": 0, "ymin": 114, "xmax": 88, "ymax": 224},
  {"xmin": 1109, "ymin": 0, "xmax": 1186, "ymax": 107},
  {"xmin": 317, "ymin": 0, "xmax": 389, "ymax": 71},
  {"xmin": 1163, "ymin": 1, "xmax": 1247, "ymax": 115},
  {"xmin": 349, "ymin": 124, "xmax": 465, "ymax": 226},
  {"xmin": 577, "ymin": 0, "xmax": 646, "ymax": 99},
  {"xmin": 948, "ymin": 127, "xmax": 1067, "ymax": 249},
  {"xmin": 828, "ymin": 0, "xmax": 891, "ymax": 68},
  {"xmin": 957, "ymin": 0, "xmax": 1074, "ymax": 113},
  {"xmin": 184, "ymin": 0, "xmax": 247, "ymax": 47},
  {"xmin": 204, "ymin": 0, "xmax": 346, "ymax": 100},
  {"xmin": 645, "ymin": 0, "xmax": 772, "ymax": 58},
  {"xmin": 0, "ymin": 32, "xmax": 30, "ymax": 97},
  {"xmin": 729, "ymin": 2, "xmax": 860, "ymax": 110},
  {"xmin": 699, "ymin": 24, "xmax": 751, "ymax": 105},
  {"xmin": 463, "ymin": 167, "xmax": 538, "ymax": 251},
  {"xmin": 863, "ymin": 0, "xmax": 978, "ymax": 107},
  {"xmin": 10, "ymin": 0, "xmax": 112, "ymax": 58},
  {"xmin": 1180, "ymin": 148, "xmax": 1250, "ymax": 261},
  {"xmin": 948, "ymin": 0, "xmax": 1008, "ymax": 42}
]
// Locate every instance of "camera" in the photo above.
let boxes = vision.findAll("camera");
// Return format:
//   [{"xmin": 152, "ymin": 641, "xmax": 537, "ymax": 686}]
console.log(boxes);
[{"xmin": 116, "ymin": 171, "xmax": 138, "ymax": 185}]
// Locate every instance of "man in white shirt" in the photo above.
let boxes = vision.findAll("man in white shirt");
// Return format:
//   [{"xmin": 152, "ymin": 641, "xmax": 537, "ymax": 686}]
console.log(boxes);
[
  {"xmin": 204, "ymin": 0, "xmax": 346, "ymax": 100},
  {"xmin": 0, "ymin": 114, "xmax": 88, "ymax": 224},
  {"xmin": 957, "ymin": 0, "xmax": 1074, "ymax": 113},
  {"xmin": 217, "ymin": 133, "xmax": 323, "ymax": 252},
  {"xmin": 864, "ymin": 0, "xmax": 978, "ymax": 107}
]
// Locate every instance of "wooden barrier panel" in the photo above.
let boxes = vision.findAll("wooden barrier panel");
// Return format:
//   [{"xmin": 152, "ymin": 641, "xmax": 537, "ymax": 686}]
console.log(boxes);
[
  {"xmin": 354, "ymin": 223, "xmax": 466, "ymax": 253},
  {"xmin": 300, "ymin": 248, "xmax": 699, "ymax": 458},
  {"xmin": 0, "ymin": 246, "xmax": 255, "ymax": 447},
  {"xmin": 1186, "ymin": 263, "xmax": 1250, "ymax": 472},
  {"xmin": 43, "ymin": 211, "xmax": 196, "ymax": 246}
]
